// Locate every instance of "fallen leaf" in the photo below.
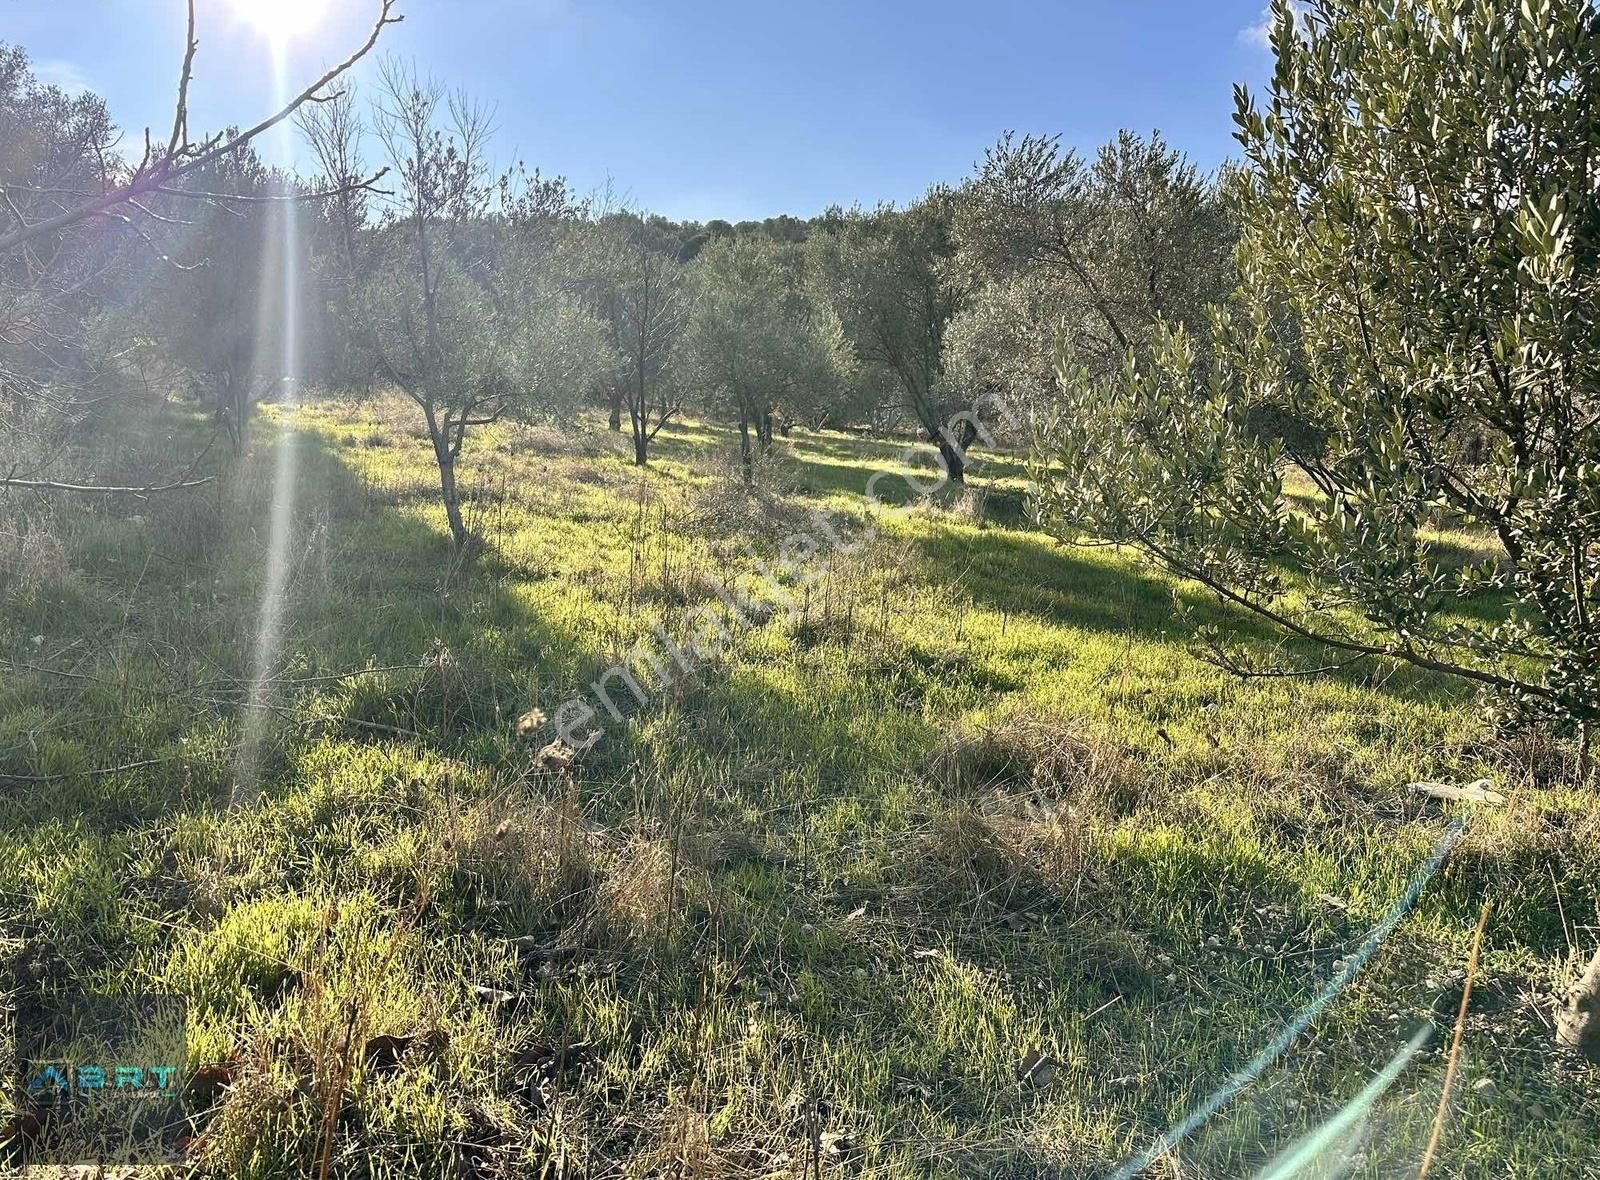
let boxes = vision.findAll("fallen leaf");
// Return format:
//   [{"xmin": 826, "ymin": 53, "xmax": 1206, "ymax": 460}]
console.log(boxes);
[
  {"xmin": 1, "ymin": 1112, "xmax": 41, "ymax": 1146},
  {"xmin": 363, "ymin": 1029, "xmax": 449, "ymax": 1075},
  {"xmin": 186, "ymin": 1063, "xmax": 234, "ymax": 1107},
  {"xmin": 1016, "ymin": 1047, "xmax": 1057, "ymax": 1089},
  {"xmin": 512, "ymin": 1038, "xmax": 595, "ymax": 1081},
  {"xmin": 819, "ymin": 1130, "xmax": 856, "ymax": 1158}
]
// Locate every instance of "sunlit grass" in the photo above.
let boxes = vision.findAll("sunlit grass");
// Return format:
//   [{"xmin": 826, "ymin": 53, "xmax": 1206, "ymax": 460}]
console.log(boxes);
[{"xmin": 1, "ymin": 399, "xmax": 1595, "ymax": 1176}]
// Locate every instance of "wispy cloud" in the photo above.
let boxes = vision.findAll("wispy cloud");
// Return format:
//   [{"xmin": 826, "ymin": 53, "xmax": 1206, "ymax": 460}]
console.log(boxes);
[
  {"xmin": 1239, "ymin": 2, "xmax": 1308, "ymax": 50},
  {"xmin": 34, "ymin": 58, "xmax": 91, "ymax": 97}
]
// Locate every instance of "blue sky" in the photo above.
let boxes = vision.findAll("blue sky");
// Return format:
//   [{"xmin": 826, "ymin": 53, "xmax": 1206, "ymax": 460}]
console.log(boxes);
[{"xmin": 6, "ymin": 1, "xmax": 1284, "ymax": 222}]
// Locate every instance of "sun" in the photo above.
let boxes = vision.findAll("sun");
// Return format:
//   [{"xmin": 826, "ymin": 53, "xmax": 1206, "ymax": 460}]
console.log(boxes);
[{"xmin": 228, "ymin": 0, "xmax": 328, "ymax": 47}]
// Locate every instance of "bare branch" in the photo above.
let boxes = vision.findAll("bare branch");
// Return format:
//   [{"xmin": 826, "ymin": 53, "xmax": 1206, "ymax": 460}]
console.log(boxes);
[
  {"xmin": 0, "ymin": 475, "xmax": 214, "ymax": 495},
  {"xmin": 154, "ymin": 167, "xmax": 392, "ymax": 205},
  {"xmin": 166, "ymin": 0, "xmax": 199, "ymax": 158},
  {"xmin": 0, "ymin": 0, "xmax": 402, "ymax": 256}
]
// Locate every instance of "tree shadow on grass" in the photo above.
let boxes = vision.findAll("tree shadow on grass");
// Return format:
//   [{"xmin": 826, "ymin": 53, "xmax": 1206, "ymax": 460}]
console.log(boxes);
[
  {"xmin": 598, "ymin": 419, "xmax": 1499, "ymax": 708},
  {"xmin": 908, "ymin": 521, "xmax": 1477, "ymax": 710},
  {"xmin": 1, "ymin": 411, "xmax": 1574, "ymax": 1179},
  {"xmin": 643, "ymin": 421, "xmax": 994, "ymax": 503},
  {"xmin": 0, "ymin": 418, "xmax": 623, "ymax": 841},
  {"xmin": 727, "ymin": 425, "xmax": 1491, "ymax": 714},
  {"xmin": 582, "ymin": 416, "xmax": 1478, "ymax": 755},
  {"xmin": 0, "ymin": 400, "xmax": 1471, "ymax": 857}
]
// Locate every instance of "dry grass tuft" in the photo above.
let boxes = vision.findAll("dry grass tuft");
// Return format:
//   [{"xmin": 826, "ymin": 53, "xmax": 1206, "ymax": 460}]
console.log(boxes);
[
  {"xmin": 685, "ymin": 826, "xmax": 768, "ymax": 871},
  {"xmin": 901, "ymin": 709, "xmax": 1127, "ymax": 913},
  {"xmin": 939, "ymin": 483, "xmax": 1027, "ymax": 529},
  {"xmin": 910, "ymin": 806, "xmax": 1046, "ymax": 913},
  {"xmin": 189, "ymin": 1055, "xmax": 302, "ymax": 1175},
  {"xmin": 333, "ymin": 391, "xmax": 431, "ymax": 440},
  {"xmin": 996, "ymin": 799, "xmax": 1100, "ymax": 898},
  {"xmin": 926, "ymin": 705, "xmax": 1141, "ymax": 814},
  {"xmin": 451, "ymin": 793, "xmax": 597, "ymax": 919},
  {"xmin": 596, "ymin": 836, "xmax": 709, "ymax": 950},
  {"xmin": 904, "ymin": 795, "xmax": 1101, "ymax": 916},
  {"xmin": 1477, "ymin": 723, "xmax": 1581, "ymax": 791},
  {"xmin": 500, "ymin": 421, "xmax": 632, "ymax": 460},
  {"xmin": 687, "ymin": 456, "xmax": 813, "ymax": 542},
  {"xmin": 943, "ymin": 486, "xmax": 991, "ymax": 528},
  {"xmin": 408, "ymin": 641, "xmax": 483, "ymax": 731},
  {"xmin": 0, "ymin": 507, "xmax": 69, "ymax": 604}
]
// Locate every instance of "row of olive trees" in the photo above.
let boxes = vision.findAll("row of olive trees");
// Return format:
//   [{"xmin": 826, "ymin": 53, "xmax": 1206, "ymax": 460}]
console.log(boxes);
[
  {"xmin": 946, "ymin": 130, "xmax": 1235, "ymax": 436},
  {"xmin": 4, "ymin": 22, "xmax": 1236, "ymax": 535},
  {"xmin": 589, "ymin": 152, "xmax": 1235, "ymax": 491},
  {"xmin": 792, "ymin": 134, "xmax": 1236, "ymax": 486},
  {"xmin": 352, "ymin": 60, "xmax": 607, "ymax": 549},
  {"xmin": 1, "ymin": 48, "xmax": 299, "ymax": 465},
  {"xmin": 290, "ymin": 75, "xmax": 948, "ymax": 509},
  {"xmin": 304, "ymin": 63, "xmax": 862, "ymax": 532}
]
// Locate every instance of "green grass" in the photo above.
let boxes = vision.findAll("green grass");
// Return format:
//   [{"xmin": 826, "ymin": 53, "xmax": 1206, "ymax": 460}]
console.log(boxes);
[{"xmin": 2, "ymin": 395, "xmax": 1597, "ymax": 1177}]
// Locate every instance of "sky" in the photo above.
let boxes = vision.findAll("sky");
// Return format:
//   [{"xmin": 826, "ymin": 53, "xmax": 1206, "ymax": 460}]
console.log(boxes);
[{"xmin": 5, "ymin": 1, "xmax": 1286, "ymax": 223}]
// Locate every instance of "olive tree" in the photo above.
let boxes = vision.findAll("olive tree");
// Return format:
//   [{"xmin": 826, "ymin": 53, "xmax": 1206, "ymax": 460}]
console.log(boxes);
[
  {"xmin": 946, "ymin": 130, "xmax": 1233, "ymax": 429},
  {"xmin": 581, "ymin": 214, "xmax": 688, "ymax": 466},
  {"xmin": 683, "ymin": 234, "xmax": 851, "ymax": 484},
  {"xmin": 807, "ymin": 202, "xmax": 980, "ymax": 478},
  {"xmin": 298, "ymin": 86, "xmax": 374, "ymax": 389},
  {"xmin": 1, "ymin": 44, "xmax": 121, "ymax": 476},
  {"xmin": 146, "ymin": 145, "xmax": 296, "ymax": 454},
  {"xmin": 360, "ymin": 58, "xmax": 607, "ymax": 549},
  {"xmin": 0, "ymin": 3, "xmax": 396, "ymax": 493},
  {"xmin": 1035, "ymin": 0, "xmax": 1600, "ymax": 769}
]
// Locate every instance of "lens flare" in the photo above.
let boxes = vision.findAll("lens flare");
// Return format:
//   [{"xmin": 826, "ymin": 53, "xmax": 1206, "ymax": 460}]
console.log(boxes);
[{"xmin": 1108, "ymin": 818, "xmax": 1468, "ymax": 1180}]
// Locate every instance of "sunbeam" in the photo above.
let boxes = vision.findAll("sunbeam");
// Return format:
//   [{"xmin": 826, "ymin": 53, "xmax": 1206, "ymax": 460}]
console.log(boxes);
[{"xmin": 233, "ymin": 43, "xmax": 304, "ymax": 800}]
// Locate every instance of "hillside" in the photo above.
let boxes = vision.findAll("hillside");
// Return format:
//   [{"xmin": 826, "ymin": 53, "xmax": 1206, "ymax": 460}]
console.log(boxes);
[{"xmin": 3, "ymin": 402, "xmax": 1597, "ymax": 1176}]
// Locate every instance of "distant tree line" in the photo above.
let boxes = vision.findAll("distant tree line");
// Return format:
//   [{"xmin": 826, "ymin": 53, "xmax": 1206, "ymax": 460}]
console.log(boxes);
[
  {"xmin": 2, "ymin": 24, "xmax": 1238, "ymax": 537},
  {"xmin": 12, "ymin": 0, "xmax": 1590, "ymax": 772}
]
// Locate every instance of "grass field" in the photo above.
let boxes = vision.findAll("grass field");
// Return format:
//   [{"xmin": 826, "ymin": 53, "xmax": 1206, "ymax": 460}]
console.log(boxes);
[{"xmin": 3, "ymin": 397, "xmax": 1599, "ymax": 1177}]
